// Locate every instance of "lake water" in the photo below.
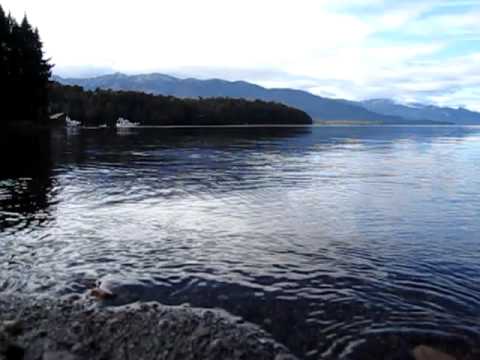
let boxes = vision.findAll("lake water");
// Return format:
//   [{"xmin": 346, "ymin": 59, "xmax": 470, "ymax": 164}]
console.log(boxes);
[{"xmin": 1, "ymin": 126, "xmax": 480, "ymax": 359}]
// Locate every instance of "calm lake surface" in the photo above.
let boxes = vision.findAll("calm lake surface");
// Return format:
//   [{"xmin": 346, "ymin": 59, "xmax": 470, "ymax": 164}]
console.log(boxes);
[{"xmin": 1, "ymin": 126, "xmax": 480, "ymax": 359}]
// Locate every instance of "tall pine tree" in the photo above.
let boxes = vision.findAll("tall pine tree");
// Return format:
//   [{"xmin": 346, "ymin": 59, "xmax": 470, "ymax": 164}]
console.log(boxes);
[
  {"xmin": 0, "ymin": 7, "xmax": 12, "ymax": 121},
  {"xmin": 0, "ymin": 6, "xmax": 52, "ymax": 124}
]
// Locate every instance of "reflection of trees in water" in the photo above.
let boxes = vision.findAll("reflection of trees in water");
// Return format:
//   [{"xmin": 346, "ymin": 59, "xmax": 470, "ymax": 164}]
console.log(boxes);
[
  {"xmin": 0, "ymin": 128, "xmax": 56, "ymax": 230},
  {"xmin": 93, "ymin": 126, "xmax": 314, "ymax": 148},
  {"xmin": 58, "ymin": 127, "xmax": 316, "ymax": 196}
]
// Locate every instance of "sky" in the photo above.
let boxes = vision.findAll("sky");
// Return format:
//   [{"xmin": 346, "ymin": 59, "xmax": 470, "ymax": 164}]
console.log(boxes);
[{"xmin": 3, "ymin": 0, "xmax": 480, "ymax": 110}]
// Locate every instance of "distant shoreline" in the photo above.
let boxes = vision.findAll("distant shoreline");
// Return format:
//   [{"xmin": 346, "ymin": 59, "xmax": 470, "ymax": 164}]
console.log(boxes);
[
  {"xmin": 67, "ymin": 124, "xmax": 480, "ymax": 129},
  {"xmin": 5, "ymin": 122, "xmax": 480, "ymax": 131}
]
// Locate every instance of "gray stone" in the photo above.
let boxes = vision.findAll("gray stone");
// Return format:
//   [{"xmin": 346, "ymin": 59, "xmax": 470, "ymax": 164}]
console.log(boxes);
[
  {"xmin": 0, "ymin": 295, "xmax": 298, "ymax": 360},
  {"xmin": 43, "ymin": 351, "xmax": 79, "ymax": 360},
  {"xmin": 275, "ymin": 354, "xmax": 298, "ymax": 360}
]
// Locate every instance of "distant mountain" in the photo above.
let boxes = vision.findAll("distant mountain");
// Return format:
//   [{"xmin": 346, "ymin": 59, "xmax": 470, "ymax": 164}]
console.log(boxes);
[
  {"xmin": 358, "ymin": 99, "xmax": 480, "ymax": 125},
  {"xmin": 52, "ymin": 73, "xmax": 451, "ymax": 125}
]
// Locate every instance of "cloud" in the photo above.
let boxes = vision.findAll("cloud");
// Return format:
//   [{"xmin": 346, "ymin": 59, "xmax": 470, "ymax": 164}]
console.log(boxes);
[
  {"xmin": 2, "ymin": 0, "xmax": 479, "ymax": 110},
  {"xmin": 53, "ymin": 65, "xmax": 115, "ymax": 78}
]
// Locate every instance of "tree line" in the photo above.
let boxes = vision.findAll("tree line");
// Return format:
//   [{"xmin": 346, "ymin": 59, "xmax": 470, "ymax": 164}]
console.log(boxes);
[
  {"xmin": 49, "ymin": 83, "xmax": 312, "ymax": 126},
  {"xmin": 0, "ymin": 5, "xmax": 52, "ymax": 124}
]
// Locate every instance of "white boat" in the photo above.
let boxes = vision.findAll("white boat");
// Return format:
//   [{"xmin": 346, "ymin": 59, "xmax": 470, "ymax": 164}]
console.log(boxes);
[
  {"xmin": 65, "ymin": 116, "xmax": 81, "ymax": 127},
  {"xmin": 116, "ymin": 117, "xmax": 140, "ymax": 128}
]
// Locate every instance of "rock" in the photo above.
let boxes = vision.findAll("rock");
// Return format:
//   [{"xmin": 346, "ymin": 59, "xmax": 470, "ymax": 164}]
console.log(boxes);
[
  {"xmin": 43, "ymin": 350, "xmax": 79, "ymax": 360},
  {"xmin": 0, "ymin": 330, "xmax": 24, "ymax": 360},
  {"xmin": 275, "ymin": 355, "xmax": 297, "ymax": 360},
  {"xmin": 89, "ymin": 287, "xmax": 115, "ymax": 300},
  {"xmin": 192, "ymin": 325, "xmax": 210, "ymax": 338},
  {"xmin": 0, "ymin": 295, "xmax": 298, "ymax": 360},
  {"xmin": 413, "ymin": 345, "xmax": 457, "ymax": 360},
  {"xmin": 88, "ymin": 276, "xmax": 150, "ymax": 304},
  {"xmin": 1, "ymin": 320, "xmax": 23, "ymax": 336},
  {"xmin": 2, "ymin": 343, "xmax": 25, "ymax": 360}
]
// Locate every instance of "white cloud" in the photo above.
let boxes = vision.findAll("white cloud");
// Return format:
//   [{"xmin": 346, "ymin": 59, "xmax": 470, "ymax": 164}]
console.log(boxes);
[
  {"xmin": 2, "ymin": 0, "xmax": 479, "ymax": 110},
  {"xmin": 2, "ymin": 0, "xmax": 372, "ymax": 70}
]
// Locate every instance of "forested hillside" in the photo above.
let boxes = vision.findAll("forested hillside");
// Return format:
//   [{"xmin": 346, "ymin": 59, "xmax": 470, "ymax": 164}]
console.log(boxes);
[{"xmin": 49, "ymin": 83, "xmax": 313, "ymax": 126}]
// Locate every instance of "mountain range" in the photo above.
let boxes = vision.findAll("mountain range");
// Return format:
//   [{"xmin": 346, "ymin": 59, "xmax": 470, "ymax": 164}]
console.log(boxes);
[
  {"xmin": 53, "ymin": 73, "xmax": 480, "ymax": 125},
  {"xmin": 358, "ymin": 99, "xmax": 480, "ymax": 125}
]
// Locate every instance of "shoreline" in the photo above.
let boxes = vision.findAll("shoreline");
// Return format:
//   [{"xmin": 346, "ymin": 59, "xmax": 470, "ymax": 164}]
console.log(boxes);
[{"xmin": 0, "ymin": 294, "xmax": 297, "ymax": 360}]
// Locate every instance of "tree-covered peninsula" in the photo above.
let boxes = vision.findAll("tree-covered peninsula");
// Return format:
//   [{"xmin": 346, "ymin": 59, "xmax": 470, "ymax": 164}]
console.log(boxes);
[{"xmin": 49, "ymin": 83, "xmax": 313, "ymax": 126}]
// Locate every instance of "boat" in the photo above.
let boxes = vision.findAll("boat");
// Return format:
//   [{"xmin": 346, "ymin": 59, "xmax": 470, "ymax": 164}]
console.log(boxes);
[
  {"xmin": 65, "ymin": 116, "xmax": 81, "ymax": 127},
  {"xmin": 116, "ymin": 117, "xmax": 140, "ymax": 128}
]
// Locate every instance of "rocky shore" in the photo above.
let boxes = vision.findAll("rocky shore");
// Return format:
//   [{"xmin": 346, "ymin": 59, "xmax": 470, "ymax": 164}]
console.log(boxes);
[
  {"xmin": 0, "ymin": 295, "xmax": 297, "ymax": 360},
  {"xmin": 2, "ymin": 294, "xmax": 477, "ymax": 360}
]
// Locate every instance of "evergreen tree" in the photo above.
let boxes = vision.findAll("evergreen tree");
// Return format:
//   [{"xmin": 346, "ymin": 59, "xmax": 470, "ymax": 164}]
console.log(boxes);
[
  {"xmin": 0, "ymin": 7, "xmax": 11, "ymax": 120},
  {"xmin": 0, "ymin": 6, "xmax": 52, "ymax": 124}
]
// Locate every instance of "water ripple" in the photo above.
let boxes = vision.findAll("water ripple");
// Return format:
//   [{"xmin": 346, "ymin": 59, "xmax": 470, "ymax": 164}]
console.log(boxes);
[{"xmin": 1, "ymin": 126, "xmax": 480, "ymax": 359}]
